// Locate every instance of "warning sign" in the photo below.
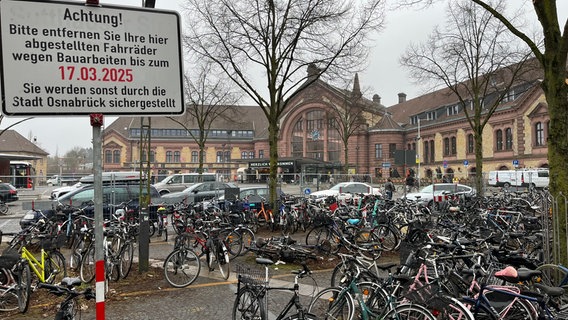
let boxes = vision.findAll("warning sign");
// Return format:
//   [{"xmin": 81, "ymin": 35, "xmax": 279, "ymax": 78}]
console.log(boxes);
[{"xmin": 0, "ymin": 0, "xmax": 184, "ymax": 115}]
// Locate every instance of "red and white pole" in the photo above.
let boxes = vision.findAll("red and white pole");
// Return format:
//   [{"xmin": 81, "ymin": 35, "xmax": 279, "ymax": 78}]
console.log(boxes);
[{"xmin": 90, "ymin": 113, "xmax": 105, "ymax": 319}]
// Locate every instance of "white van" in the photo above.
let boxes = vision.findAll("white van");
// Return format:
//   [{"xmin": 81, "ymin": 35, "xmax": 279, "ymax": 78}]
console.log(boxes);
[
  {"xmin": 488, "ymin": 169, "xmax": 549, "ymax": 189},
  {"xmin": 515, "ymin": 169, "xmax": 549, "ymax": 189},
  {"xmin": 488, "ymin": 170, "xmax": 517, "ymax": 188},
  {"xmin": 153, "ymin": 173, "xmax": 217, "ymax": 195}
]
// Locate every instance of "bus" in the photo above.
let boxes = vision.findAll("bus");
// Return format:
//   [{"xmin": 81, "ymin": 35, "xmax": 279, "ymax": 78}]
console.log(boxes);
[{"xmin": 9, "ymin": 161, "xmax": 34, "ymax": 188}]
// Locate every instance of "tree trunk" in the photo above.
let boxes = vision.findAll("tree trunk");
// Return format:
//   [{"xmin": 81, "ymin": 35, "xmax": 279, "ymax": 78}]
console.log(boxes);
[
  {"xmin": 343, "ymin": 145, "xmax": 349, "ymax": 174},
  {"xmin": 268, "ymin": 120, "xmax": 280, "ymax": 211},
  {"xmin": 474, "ymin": 130, "xmax": 484, "ymax": 195}
]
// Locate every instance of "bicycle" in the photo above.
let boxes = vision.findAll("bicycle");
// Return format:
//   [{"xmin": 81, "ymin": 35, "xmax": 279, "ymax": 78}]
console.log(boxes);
[
  {"xmin": 0, "ymin": 254, "xmax": 31, "ymax": 313},
  {"xmin": 253, "ymin": 197, "xmax": 275, "ymax": 232},
  {"xmin": 308, "ymin": 263, "xmax": 438, "ymax": 320},
  {"xmin": 232, "ymin": 257, "xmax": 318, "ymax": 320},
  {"xmin": 0, "ymin": 200, "xmax": 9, "ymax": 215},
  {"xmin": 206, "ymin": 227, "xmax": 231, "ymax": 280},
  {"xmin": 21, "ymin": 235, "xmax": 67, "ymax": 285},
  {"xmin": 155, "ymin": 206, "xmax": 169, "ymax": 242},
  {"xmin": 163, "ymin": 234, "xmax": 201, "ymax": 288},
  {"xmin": 38, "ymin": 277, "xmax": 95, "ymax": 320}
]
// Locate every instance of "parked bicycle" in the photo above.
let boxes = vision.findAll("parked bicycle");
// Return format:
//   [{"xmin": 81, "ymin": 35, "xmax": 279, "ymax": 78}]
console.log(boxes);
[
  {"xmin": 0, "ymin": 200, "xmax": 9, "ymax": 215},
  {"xmin": 232, "ymin": 257, "xmax": 318, "ymax": 320},
  {"xmin": 0, "ymin": 254, "xmax": 31, "ymax": 313},
  {"xmin": 38, "ymin": 277, "xmax": 95, "ymax": 320}
]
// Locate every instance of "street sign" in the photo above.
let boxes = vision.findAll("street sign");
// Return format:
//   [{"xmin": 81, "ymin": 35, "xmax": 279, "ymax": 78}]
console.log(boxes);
[
  {"xmin": 443, "ymin": 160, "xmax": 448, "ymax": 168},
  {"xmin": 303, "ymin": 188, "xmax": 311, "ymax": 195},
  {"xmin": 382, "ymin": 162, "xmax": 391, "ymax": 168},
  {"xmin": 463, "ymin": 160, "xmax": 469, "ymax": 167},
  {"xmin": 0, "ymin": 0, "xmax": 184, "ymax": 115},
  {"xmin": 513, "ymin": 159, "xmax": 519, "ymax": 168}
]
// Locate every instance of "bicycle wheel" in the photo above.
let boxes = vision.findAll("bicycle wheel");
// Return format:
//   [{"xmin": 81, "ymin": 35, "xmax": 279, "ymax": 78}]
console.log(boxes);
[
  {"xmin": 238, "ymin": 228, "xmax": 255, "ymax": 256},
  {"xmin": 495, "ymin": 295, "xmax": 537, "ymax": 320},
  {"xmin": 80, "ymin": 245, "xmax": 95, "ymax": 283},
  {"xmin": 232, "ymin": 286, "xmax": 265, "ymax": 320},
  {"xmin": 308, "ymin": 287, "xmax": 355, "ymax": 320},
  {"xmin": 464, "ymin": 300, "xmax": 498, "ymax": 320},
  {"xmin": 383, "ymin": 303, "xmax": 436, "ymax": 320},
  {"xmin": 224, "ymin": 230, "xmax": 242, "ymax": 259},
  {"xmin": 306, "ymin": 227, "xmax": 339, "ymax": 254},
  {"xmin": 429, "ymin": 296, "xmax": 474, "ymax": 320},
  {"xmin": 217, "ymin": 242, "xmax": 230, "ymax": 280},
  {"xmin": 46, "ymin": 250, "xmax": 67, "ymax": 285},
  {"xmin": 537, "ymin": 264, "xmax": 568, "ymax": 304},
  {"xmin": 0, "ymin": 203, "xmax": 8, "ymax": 215},
  {"xmin": 163, "ymin": 248, "xmax": 201, "ymax": 288},
  {"xmin": 119, "ymin": 241, "xmax": 134, "ymax": 279},
  {"xmin": 148, "ymin": 221, "xmax": 156, "ymax": 237},
  {"xmin": 0, "ymin": 289, "xmax": 18, "ymax": 311},
  {"xmin": 353, "ymin": 229, "xmax": 383, "ymax": 260},
  {"xmin": 372, "ymin": 224, "xmax": 400, "ymax": 251},
  {"xmin": 17, "ymin": 263, "xmax": 31, "ymax": 313}
]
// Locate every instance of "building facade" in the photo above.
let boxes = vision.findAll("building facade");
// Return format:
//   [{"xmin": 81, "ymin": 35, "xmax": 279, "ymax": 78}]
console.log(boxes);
[{"xmin": 103, "ymin": 65, "xmax": 549, "ymax": 183}]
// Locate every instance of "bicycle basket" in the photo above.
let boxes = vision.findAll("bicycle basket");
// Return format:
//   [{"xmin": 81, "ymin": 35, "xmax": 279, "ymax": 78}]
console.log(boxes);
[
  {"xmin": 234, "ymin": 263, "xmax": 269, "ymax": 286},
  {"xmin": 404, "ymin": 281, "xmax": 446, "ymax": 310},
  {"xmin": 312, "ymin": 214, "xmax": 333, "ymax": 227},
  {"xmin": 40, "ymin": 234, "xmax": 66, "ymax": 250}
]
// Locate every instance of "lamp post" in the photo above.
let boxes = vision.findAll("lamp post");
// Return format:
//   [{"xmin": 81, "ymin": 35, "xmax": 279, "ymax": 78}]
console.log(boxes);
[{"xmin": 417, "ymin": 118, "xmax": 421, "ymax": 188}]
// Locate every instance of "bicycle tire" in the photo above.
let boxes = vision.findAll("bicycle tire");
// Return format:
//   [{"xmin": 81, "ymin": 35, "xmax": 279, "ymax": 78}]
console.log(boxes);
[
  {"xmin": 119, "ymin": 241, "xmax": 134, "ymax": 279},
  {"xmin": 282, "ymin": 313, "xmax": 318, "ymax": 320},
  {"xmin": 217, "ymin": 242, "xmax": 231, "ymax": 280},
  {"xmin": 372, "ymin": 224, "xmax": 400, "ymax": 251},
  {"xmin": 308, "ymin": 287, "xmax": 355, "ymax": 320},
  {"xmin": 148, "ymin": 221, "xmax": 156, "ymax": 237},
  {"xmin": 17, "ymin": 262, "xmax": 31, "ymax": 313},
  {"xmin": 223, "ymin": 230, "xmax": 242, "ymax": 259},
  {"xmin": 46, "ymin": 250, "xmax": 67, "ymax": 285},
  {"xmin": 238, "ymin": 228, "xmax": 255, "ymax": 256},
  {"xmin": 163, "ymin": 248, "xmax": 200, "ymax": 288},
  {"xmin": 353, "ymin": 229, "xmax": 383, "ymax": 260},
  {"xmin": 0, "ymin": 289, "xmax": 19, "ymax": 311},
  {"xmin": 80, "ymin": 245, "xmax": 95, "ymax": 283},
  {"xmin": 536, "ymin": 264, "xmax": 568, "ymax": 305},
  {"xmin": 383, "ymin": 303, "xmax": 436, "ymax": 320},
  {"xmin": 0, "ymin": 203, "xmax": 8, "ymax": 215},
  {"xmin": 232, "ymin": 286, "xmax": 265, "ymax": 320},
  {"xmin": 305, "ymin": 227, "xmax": 339, "ymax": 254}
]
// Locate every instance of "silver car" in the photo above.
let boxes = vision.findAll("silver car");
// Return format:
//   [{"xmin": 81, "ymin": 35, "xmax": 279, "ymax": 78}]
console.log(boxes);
[{"xmin": 404, "ymin": 183, "xmax": 475, "ymax": 207}]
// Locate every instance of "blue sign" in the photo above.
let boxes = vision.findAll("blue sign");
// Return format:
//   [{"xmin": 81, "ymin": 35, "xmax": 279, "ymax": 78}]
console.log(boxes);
[
  {"xmin": 382, "ymin": 162, "xmax": 391, "ymax": 168},
  {"xmin": 304, "ymin": 188, "xmax": 311, "ymax": 195},
  {"xmin": 513, "ymin": 159, "xmax": 519, "ymax": 167},
  {"xmin": 463, "ymin": 160, "xmax": 469, "ymax": 166},
  {"xmin": 443, "ymin": 160, "xmax": 448, "ymax": 168}
]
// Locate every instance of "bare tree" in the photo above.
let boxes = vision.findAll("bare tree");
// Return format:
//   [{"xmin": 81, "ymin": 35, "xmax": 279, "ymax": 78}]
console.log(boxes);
[
  {"xmin": 470, "ymin": 0, "xmax": 568, "ymax": 265},
  {"xmin": 400, "ymin": 0, "xmax": 533, "ymax": 194},
  {"xmin": 182, "ymin": 0, "xmax": 385, "ymax": 207},
  {"xmin": 168, "ymin": 62, "xmax": 242, "ymax": 176},
  {"xmin": 328, "ymin": 75, "xmax": 369, "ymax": 174}
]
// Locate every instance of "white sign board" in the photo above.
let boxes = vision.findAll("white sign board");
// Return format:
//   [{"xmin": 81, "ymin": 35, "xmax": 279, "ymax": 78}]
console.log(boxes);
[{"xmin": 0, "ymin": 0, "xmax": 184, "ymax": 115}]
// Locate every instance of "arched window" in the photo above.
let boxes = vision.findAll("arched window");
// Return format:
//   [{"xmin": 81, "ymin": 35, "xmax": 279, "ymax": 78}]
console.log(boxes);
[
  {"xmin": 113, "ymin": 150, "xmax": 120, "ymax": 163},
  {"xmin": 165, "ymin": 151, "xmax": 173, "ymax": 163},
  {"xmin": 424, "ymin": 141, "xmax": 429, "ymax": 163},
  {"xmin": 467, "ymin": 134, "xmax": 474, "ymax": 154},
  {"xmin": 450, "ymin": 137, "xmax": 456, "ymax": 155},
  {"xmin": 429, "ymin": 140, "xmax": 434, "ymax": 162},
  {"xmin": 505, "ymin": 128, "xmax": 513, "ymax": 150},
  {"xmin": 443, "ymin": 138, "xmax": 450, "ymax": 156},
  {"xmin": 104, "ymin": 150, "xmax": 112, "ymax": 163},
  {"xmin": 495, "ymin": 130, "xmax": 503, "ymax": 151},
  {"xmin": 216, "ymin": 151, "xmax": 223, "ymax": 163},
  {"xmin": 173, "ymin": 151, "xmax": 180, "ymax": 162},
  {"xmin": 535, "ymin": 122, "xmax": 544, "ymax": 146},
  {"xmin": 291, "ymin": 110, "xmax": 340, "ymax": 161},
  {"xmin": 192, "ymin": 151, "xmax": 198, "ymax": 163}
]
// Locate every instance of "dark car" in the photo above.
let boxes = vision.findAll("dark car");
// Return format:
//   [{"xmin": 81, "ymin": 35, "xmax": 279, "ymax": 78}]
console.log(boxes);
[
  {"xmin": 159, "ymin": 182, "xmax": 238, "ymax": 204},
  {"xmin": 0, "ymin": 183, "xmax": 19, "ymax": 203},
  {"xmin": 20, "ymin": 184, "xmax": 161, "ymax": 229},
  {"xmin": 202, "ymin": 186, "xmax": 286, "ymax": 211}
]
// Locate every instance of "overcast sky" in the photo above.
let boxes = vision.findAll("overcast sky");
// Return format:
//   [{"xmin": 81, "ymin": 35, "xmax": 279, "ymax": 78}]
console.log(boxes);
[{"xmin": 1, "ymin": 0, "xmax": 565, "ymax": 157}]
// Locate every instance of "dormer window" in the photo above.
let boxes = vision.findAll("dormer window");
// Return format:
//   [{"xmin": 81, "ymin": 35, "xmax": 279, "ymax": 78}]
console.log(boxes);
[
  {"xmin": 410, "ymin": 115, "xmax": 419, "ymax": 125},
  {"xmin": 447, "ymin": 105, "xmax": 459, "ymax": 116},
  {"xmin": 502, "ymin": 89, "xmax": 515, "ymax": 102},
  {"xmin": 426, "ymin": 111, "xmax": 436, "ymax": 121}
]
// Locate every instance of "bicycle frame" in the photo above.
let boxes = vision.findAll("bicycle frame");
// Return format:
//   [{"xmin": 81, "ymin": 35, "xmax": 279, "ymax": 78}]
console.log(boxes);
[
  {"xmin": 21, "ymin": 247, "xmax": 50, "ymax": 283},
  {"xmin": 463, "ymin": 283, "xmax": 541, "ymax": 319}
]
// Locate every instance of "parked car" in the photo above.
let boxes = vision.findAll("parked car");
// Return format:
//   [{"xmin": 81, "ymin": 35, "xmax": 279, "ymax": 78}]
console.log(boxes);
[
  {"xmin": 0, "ymin": 183, "xmax": 19, "ymax": 203},
  {"xmin": 20, "ymin": 183, "xmax": 161, "ymax": 229},
  {"xmin": 159, "ymin": 182, "xmax": 238, "ymax": 204},
  {"xmin": 308, "ymin": 182, "xmax": 381, "ymax": 202},
  {"xmin": 404, "ymin": 183, "xmax": 475, "ymax": 207},
  {"xmin": 202, "ymin": 186, "xmax": 287, "ymax": 210},
  {"xmin": 153, "ymin": 173, "xmax": 217, "ymax": 195},
  {"xmin": 50, "ymin": 182, "xmax": 83, "ymax": 199}
]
